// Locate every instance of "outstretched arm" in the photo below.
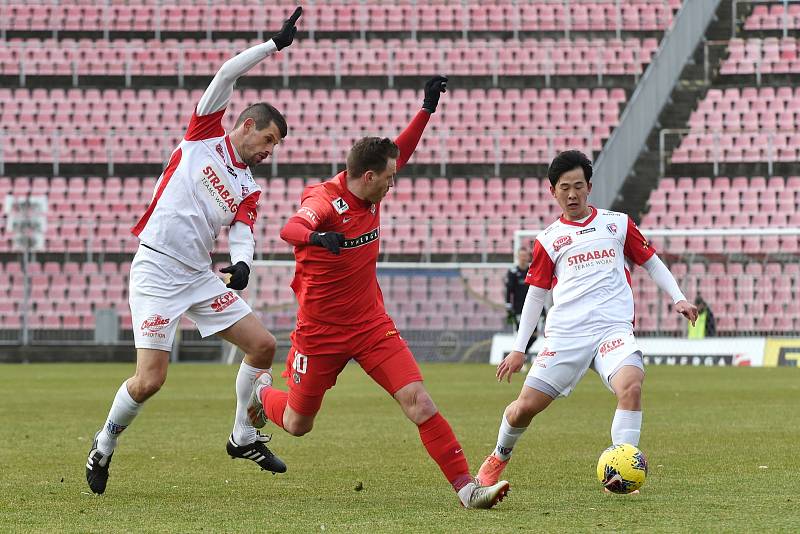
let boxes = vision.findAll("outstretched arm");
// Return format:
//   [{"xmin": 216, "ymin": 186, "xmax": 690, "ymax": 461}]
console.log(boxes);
[
  {"xmin": 196, "ymin": 7, "xmax": 302, "ymax": 116},
  {"xmin": 642, "ymin": 254, "xmax": 698, "ymax": 325},
  {"xmin": 497, "ymin": 286, "xmax": 548, "ymax": 382},
  {"xmin": 393, "ymin": 75, "xmax": 448, "ymax": 171}
]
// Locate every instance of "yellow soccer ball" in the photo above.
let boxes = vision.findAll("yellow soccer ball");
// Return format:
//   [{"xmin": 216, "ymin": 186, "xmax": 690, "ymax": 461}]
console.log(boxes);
[{"xmin": 597, "ymin": 444, "xmax": 648, "ymax": 494}]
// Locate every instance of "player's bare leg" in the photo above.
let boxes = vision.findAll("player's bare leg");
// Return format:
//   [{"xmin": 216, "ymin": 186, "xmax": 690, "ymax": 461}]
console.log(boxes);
[
  {"xmin": 477, "ymin": 384, "xmax": 554, "ymax": 486},
  {"xmin": 609, "ymin": 363, "xmax": 644, "ymax": 446},
  {"xmin": 605, "ymin": 362, "xmax": 645, "ymax": 494},
  {"xmin": 392, "ymin": 381, "xmax": 509, "ymax": 509},
  {"xmin": 216, "ymin": 313, "xmax": 286, "ymax": 473},
  {"xmin": 86, "ymin": 348, "xmax": 169, "ymax": 494}
]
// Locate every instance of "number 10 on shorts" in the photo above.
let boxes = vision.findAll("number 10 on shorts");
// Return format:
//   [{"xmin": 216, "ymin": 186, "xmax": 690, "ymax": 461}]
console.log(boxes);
[{"xmin": 292, "ymin": 352, "xmax": 308, "ymax": 384}]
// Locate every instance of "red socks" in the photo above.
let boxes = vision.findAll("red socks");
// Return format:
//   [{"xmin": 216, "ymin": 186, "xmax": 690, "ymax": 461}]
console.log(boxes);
[
  {"xmin": 260, "ymin": 387, "xmax": 289, "ymax": 430},
  {"xmin": 418, "ymin": 412, "xmax": 472, "ymax": 491}
]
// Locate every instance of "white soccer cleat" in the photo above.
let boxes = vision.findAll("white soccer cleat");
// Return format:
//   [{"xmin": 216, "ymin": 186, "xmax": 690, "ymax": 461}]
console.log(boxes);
[
  {"xmin": 459, "ymin": 479, "xmax": 510, "ymax": 509},
  {"xmin": 247, "ymin": 371, "xmax": 273, "ymax": 429}
]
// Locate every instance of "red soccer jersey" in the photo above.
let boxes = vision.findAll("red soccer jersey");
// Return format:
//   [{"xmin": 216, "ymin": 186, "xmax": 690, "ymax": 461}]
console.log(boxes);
[{"xmin": 281, "ymin": 110, "xmax": 430, "ymax": 326}]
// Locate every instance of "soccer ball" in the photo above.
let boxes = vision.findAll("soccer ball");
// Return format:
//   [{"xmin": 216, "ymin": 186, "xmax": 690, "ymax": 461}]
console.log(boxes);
[{"xmin": 596, "ymin": 444, "xmax": 648, "ymax": 494}]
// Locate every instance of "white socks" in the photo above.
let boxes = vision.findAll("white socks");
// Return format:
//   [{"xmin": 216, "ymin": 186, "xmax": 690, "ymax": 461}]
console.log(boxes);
[
  {"xmin": 494, "ymin": 415, "xmax": 528, "ymax": 461},
  {"xmin": 96, "ymin": 380, "xmax": 142, "ymax": 456},
  {"xmin": 232, "ymin": 362, "xmax": 270, "ymax": 445},
  {"xmin": 611, "ymin": 409, "xmax": 642, "ymax": 446}
]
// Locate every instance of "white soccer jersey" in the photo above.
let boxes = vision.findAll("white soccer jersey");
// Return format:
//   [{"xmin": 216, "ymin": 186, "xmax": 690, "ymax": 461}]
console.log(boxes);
[
  {"xmin": 131, "ymin": 40, "xmax": 279, "ymax": 270},
  {"xmin": 131, "ymin": 110, "xmax": 261, "ymax": 270},
  {"xmin": 526, "ymin": 206, "xmax": 655, "ymax": 338}
]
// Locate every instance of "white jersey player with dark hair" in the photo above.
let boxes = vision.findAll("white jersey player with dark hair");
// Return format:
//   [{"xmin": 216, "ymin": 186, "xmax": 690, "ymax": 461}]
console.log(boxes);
[
  {"xmin": 476, "ymin": 150, "xmax": 698, "ymax": 492},
  {"xmin": 85, "ymin": 7, "xmax": 304, "ymax": 495}
]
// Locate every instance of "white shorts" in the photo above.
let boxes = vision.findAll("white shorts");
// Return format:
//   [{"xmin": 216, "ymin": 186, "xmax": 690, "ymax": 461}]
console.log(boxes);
[
  {"xmin": 129, "ymin": 245, "xmax": 252, "ymax": 351},
  {"xmin": 524, "ymin": 328, "xmax": 644, "ymax": 398}
]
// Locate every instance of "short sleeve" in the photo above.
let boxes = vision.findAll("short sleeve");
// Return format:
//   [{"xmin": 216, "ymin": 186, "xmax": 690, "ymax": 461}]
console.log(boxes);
[
  {"xmin": 525, "ymin": 239, "xmax": 555, "ymax": 289},
  {"xmin": 623, "ymin": 216, "xmax": 656, "ymax": 265},
  {"xmin": 185, "ymin": 108, "xmax": 226, "ymax": 141}
]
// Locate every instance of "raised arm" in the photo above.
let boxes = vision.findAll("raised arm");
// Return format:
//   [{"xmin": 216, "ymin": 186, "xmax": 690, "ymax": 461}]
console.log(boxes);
[
  {"xmin": 196, "ymin": 7, "xmax": 302, "ymax": 116},
  {"xmin": 393, "ymin": 75, "xmax": 448, "ymax": 171}
]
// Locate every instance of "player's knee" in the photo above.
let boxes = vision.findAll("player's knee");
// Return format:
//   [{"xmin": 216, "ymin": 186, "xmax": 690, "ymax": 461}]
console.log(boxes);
[
  {"xmin": 130, "ymin": 374, "xmax": 166, "ymax": 401},
  {"xmin": 254, "ymin": 332, "xmax": 277, "ymax": 360},
  {"xmin": 412, "ymin": 391, "xmax": 438, "ymax": 422},
  {"xmin": 284, "ymin": 418, "xmax": 313, "ymax": 437},
  {"xmin": 397, "ymin": 385, "xmax": 437, "ymax": 424},
  {"xmin": 617, "ymin": 380, "xmax": 642, "ymax": 403}
]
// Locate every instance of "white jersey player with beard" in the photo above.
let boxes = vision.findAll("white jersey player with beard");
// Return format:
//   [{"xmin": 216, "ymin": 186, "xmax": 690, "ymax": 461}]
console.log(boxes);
[
  {"xmin": 476, "ymin": 150, "xmax": 699, "ymax": 493},
  {"xmin": 85, "ymin": 7, "xmax": 304, "ymax": 496}
]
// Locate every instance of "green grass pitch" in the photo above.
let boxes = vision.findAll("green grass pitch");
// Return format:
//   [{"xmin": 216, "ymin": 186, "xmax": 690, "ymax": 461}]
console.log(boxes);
[{"xmin": 1, "ymin": 363, "xmax": 798, "ymax": 533}]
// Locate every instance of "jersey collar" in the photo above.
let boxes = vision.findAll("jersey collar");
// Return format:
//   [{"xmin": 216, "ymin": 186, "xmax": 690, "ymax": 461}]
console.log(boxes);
[
  {"xmin": 337, "ymin": 172, "xmax": 373, "ymax": 209},
  {"xmin": 559, "ymin": 205, "xmax": 597, "ymax": 227},
  {"xmin": 225, "ymin": 135, "xmax": 248, "ymax": 170}
]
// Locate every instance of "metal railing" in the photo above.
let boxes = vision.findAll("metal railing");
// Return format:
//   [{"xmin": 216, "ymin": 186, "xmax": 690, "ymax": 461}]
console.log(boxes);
[
  {"xmin": 732, "ymin": 0, "xmax": 800, "ymax": 39},
  {"xmin": 659, "ymin": 127, "xmax": 798, "ymax": 176},
  {"xmin": 592, "ymin": 0, "xmax": 721, "ymax": 209}
]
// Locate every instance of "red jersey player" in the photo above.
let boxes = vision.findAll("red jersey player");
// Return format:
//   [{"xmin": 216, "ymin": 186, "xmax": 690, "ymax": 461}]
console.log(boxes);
[
  {"xmin": 85, "ymin": 8, "xmax": 303, "ymax": 495},
  {"xmin": 247, "ymin": 76, "xmax": 509, "ymax": 509}
]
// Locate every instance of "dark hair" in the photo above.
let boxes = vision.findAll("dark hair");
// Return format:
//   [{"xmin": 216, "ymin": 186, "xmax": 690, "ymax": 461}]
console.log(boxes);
[
  {"xmin": 346, "ymin": 137, "xmax": 400, "ymax": 178},
  {"xmin": 234, "ymin": 103, "xmax": 288, "ymax": 138},
  {"xmin": 547, "ymin": 150, "xmax": 593, "ymax": 186}
]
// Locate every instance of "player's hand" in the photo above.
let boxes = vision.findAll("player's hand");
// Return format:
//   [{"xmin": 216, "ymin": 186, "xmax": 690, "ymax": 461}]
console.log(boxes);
[
  {"xmin": 271, "ymin": 6, "xmax": 302, "ymax": 51},
  {"xmin": 497, "ymin": 351, "xmax": 526, "ymax": 383},
  {"xmin": 309, "ymin": 231, "xmax": 345, "ymax": 255},
  {"xmin": 675, "ymin": 299, "xmax": 698, "ymax": 326},
  {"xmin": 422, "ymin": 75, "xmax": 448, "ymax": 113},
  {"xmin": 220, "ymin": 261, "xmax": 250, "ymax": 290}
]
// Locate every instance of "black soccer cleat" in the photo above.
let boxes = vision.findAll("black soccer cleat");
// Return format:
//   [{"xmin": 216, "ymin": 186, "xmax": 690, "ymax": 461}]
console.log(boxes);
[
  {"xmin": 85, "ymin": 433, "xmax": 113, "ymax": 494},
  {"xmin": 226, "ymin": 433, "xmax": 287, "ymax": 474}
]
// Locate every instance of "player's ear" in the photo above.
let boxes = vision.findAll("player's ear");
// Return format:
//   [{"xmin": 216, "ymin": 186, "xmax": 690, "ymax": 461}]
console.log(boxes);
[
  {"xmin": 363, "ymin": 170, "xmax": 374, "ymax": 183},
  {"xmin": 549, "ymin": 185, "xmax": 556, "ymax": 198},
  {"xmin": 244, "ymin": 117, "xmax": 256, "ymax": 132},
  {"xmin": 587, "ymin": 181, "xmax": 593, "ymax": 193}
]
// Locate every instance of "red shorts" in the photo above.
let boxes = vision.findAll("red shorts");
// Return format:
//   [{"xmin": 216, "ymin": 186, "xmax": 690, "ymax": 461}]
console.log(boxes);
[{"xmin": 281, "ymin": 314, "xmax": 423, "ymax": 416}]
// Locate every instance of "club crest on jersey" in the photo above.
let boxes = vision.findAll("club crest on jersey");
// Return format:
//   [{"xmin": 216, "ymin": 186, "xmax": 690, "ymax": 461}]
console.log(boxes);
[
  {"xmin": 553, "ymin": 235, "xmax": 573, "ymax": 251},
  {"xmin": 370, "ymin": 204, "xmax": 376, "ymax": 214},
  {"xmin": 607, "ymin": 223, "xmax": 618, "ymax": 235},
  {"xmin": 332, "ymin": 197, "xmax": 349, "ymax": 214}
]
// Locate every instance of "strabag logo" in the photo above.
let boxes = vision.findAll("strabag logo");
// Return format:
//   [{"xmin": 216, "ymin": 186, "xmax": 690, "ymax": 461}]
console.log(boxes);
[
  {"xmin": 599, "ymin": 338, "xmax": 624, "ymax": 357},
  {"xmin": 567, "ymin": 248, "xmax": 616, "ymax": 266},
  {"xmin": 201, "ymin": 165, "xmax": 238, "ymax": 213},
  {"xmin": 553, "ymin": 235, "xmax": 572, "ymax": 251},
  {"xmin": 342, "ymin": 227, "xmax": 379, "ymax": 249},
  {"xmin": 211, "ymin": 291, "xmax": 239, "ymax": 312}
]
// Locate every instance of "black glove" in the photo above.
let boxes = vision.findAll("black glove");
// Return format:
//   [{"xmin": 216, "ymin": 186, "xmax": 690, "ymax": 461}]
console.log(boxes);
[
  {"xmin": 422, "ymin": 75, "xmax": 448, "ymax": 113},
  {"xmin": 309, "ymin": 231, "xmax": 345, "ymax": 255},
  {"xmin": 220, "ymin": 261, "xmax": 250, "ymax": 290},
  {"xmin": 272, "ymin": 6, "xmax": 303, "ymax": 51}
]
